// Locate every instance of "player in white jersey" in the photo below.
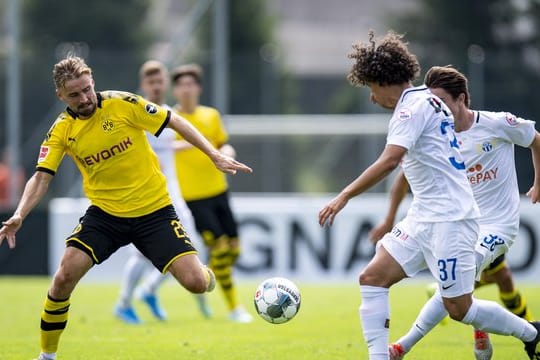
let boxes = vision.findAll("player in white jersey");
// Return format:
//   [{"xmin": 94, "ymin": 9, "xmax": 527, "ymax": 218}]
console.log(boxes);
[
  {"xmin": 114, "ymin": 61, "xmax": 211, "ymax": 324},
  {"xmin": 318, "ymin": 31, "xmax": 540, "ymax": 360},
  {"xmin": 369, "ymin": 66, "xmax": 540, "ymax": 359}
]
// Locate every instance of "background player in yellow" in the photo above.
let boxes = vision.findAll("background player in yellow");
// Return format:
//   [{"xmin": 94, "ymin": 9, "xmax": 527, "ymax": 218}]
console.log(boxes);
[
  {"xmin": 114, "ymin": 60, "xmax": 211, "ymax": 324},
  {"xmin": 0, "ymin": 56, "xmax": 252, "ymax": 360},
  {"xmin": 171, "ymin": 64, "xmax": 253, "ymax": 323}
]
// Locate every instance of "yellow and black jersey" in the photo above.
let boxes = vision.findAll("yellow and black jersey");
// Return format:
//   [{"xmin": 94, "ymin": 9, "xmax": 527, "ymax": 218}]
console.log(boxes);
[
  {"xmin": 37, "ymin": 91, "xmax": 172, "ymax": 217},
  {"xmin": 173, "ymin": 105, "xmax": 229, "ymax": 201}
]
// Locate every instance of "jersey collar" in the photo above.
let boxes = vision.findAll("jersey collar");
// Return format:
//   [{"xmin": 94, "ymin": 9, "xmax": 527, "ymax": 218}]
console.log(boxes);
[
  {"xmin": 65, "ymin": 92, "xmax": 103, "ymax": 119},
  {"xmin": 474, "ymin": 110, "xmax": 480, "ymax": 123},
  {"xmin": 399, "ymin": 85, "xmax": 428, "ymax": 104}
]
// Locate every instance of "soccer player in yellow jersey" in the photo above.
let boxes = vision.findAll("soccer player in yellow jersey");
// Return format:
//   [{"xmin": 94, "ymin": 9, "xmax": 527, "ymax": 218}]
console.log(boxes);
[
  {"xmin": 114, "ymin": 60, "xmax": 211, "ymax": 324},
  {"xmin": 171, "ymin": 64, "xmax": 253, "ymax": 323},
  {"xmin": 0, "ymin": 56, "xmax": 252, "ymax": 360}
]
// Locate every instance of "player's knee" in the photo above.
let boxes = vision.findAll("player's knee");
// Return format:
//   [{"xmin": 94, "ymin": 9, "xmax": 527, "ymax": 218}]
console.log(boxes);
[
  {"xmin": 359, "ymin": 263, "xmax": 403, "ymax": 287},
  {"xmin": 446, "ymin": 306, "xmax": 468, "ymax": 321},
  {"xmin": 50, "ymin": 269, "xmax": 77, "ymax": 297},
  {"xmin": 359, "ymin": 268, "xmax": 381, "ymax": 286},
  {"xmin": 168, "ymin": 255, "xmax": 210, "ymax": 293},
  {"xmin": 443, "ymin": 298, "xmax": 471, "ymax": 321},
  {"xmin": 54, "ymin": 267, "xmax": 77, "ymax": 285},
  {"xmin": 180, "ymin": 265, "xmax": 212, "ymax": 294},
  {"xmin": 181, "ymin": 270, "xmax": 208, "ymax": 294}
]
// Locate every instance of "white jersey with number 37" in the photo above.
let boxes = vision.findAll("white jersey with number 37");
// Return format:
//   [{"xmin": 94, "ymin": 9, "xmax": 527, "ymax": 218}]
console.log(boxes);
[
  {"xmin": 457, "ymin": 111, "xmax": 535, "ymax": 234},
  {"xmin": 386, "ymin": 86, "xmax": 480, "ymax": 222}
]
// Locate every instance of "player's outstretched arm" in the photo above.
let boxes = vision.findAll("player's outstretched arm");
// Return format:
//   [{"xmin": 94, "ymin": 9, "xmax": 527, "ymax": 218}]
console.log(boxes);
[
  {"xmin": 167, "ymin": 113, "xmax": 252, "ymax": 175},
  {"xmin": 527, "ymin": 132, "xmax": 540, "ymax": 203},
  {"xmin": 318, "ymin": 144, "xmax": 406, "ymax": 227},
  {"xmin": 369, "ymin": 169, "xmax": 409, "ymax": 244},
  {"xmin": 0, "ymin": 171, "xmax": 53, "ymax": 249}
]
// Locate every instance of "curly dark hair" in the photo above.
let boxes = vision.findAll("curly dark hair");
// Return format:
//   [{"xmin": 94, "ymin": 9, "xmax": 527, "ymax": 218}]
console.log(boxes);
[{"xmin": 347, "ymin": 30, "xmax": 420, "ymax": 87}]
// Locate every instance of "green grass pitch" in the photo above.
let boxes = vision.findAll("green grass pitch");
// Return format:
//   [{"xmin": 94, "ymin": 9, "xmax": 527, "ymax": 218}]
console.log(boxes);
[{"xmin": 1, "ymin": 276, "xmax": 538, "ymax": 359}]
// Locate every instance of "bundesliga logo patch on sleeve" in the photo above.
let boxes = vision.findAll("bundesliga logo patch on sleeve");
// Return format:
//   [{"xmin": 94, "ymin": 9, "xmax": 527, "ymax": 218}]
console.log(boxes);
[
  {"xmin": 38, "ymin": 146, "xmax": 49, "ymax": 162},
  {"xmin": 505, "ymin": 113, "xmax": 519, "ymax": 126},
  {"xmin": 145, "ymin": 104, "xmax": 158, "ymax": 114},
  {"xmin": 398, "ymin": 108, "xmax": 412, "ymax": 121}
]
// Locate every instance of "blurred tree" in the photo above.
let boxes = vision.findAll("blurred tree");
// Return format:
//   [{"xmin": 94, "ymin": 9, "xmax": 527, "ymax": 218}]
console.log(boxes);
[
  {"xmin": 390, "ymin": 0, "xmax": 540, "ymax": 191},
  {"xmin": 18, "ymin": 0, "xmax": 152, "ymax": 167},
  {"xmin": 24, "ymin": 0, "xmax": 150, "ymax": 51},
  {"xmin": 196, "ymin": 0, "xmax": 296, "ymax": 114},
  {"xmin": 23, "ymin": 0, "xmax": 152, "ymax": 92},
  {"xmin": 391, "ymin": 0, "xmax": 540, "ymax": 117}
]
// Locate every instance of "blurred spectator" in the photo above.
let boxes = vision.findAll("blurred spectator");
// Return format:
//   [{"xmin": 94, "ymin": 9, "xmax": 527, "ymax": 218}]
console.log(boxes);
[{"xmin": 0, "ymin": 149, "xmax": 25, "ymax": 208}]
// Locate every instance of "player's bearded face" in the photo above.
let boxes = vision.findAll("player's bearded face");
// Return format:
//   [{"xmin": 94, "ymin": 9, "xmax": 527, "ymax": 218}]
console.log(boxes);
[{"xmin": 58, "ymin": 74, "xmax": 98, "ymax": 118}]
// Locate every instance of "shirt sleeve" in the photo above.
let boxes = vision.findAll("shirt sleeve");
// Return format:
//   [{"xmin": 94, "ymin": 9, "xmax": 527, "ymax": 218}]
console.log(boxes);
[
  {"xmin": 386, "ymin": 102, "xmax": 427, "ymax": 150},
  {"xmin": 35, "ymin": 119, "xmax": 67, "ymax": 175},
  {"xmin": 497, "ymin": 112, "xmax": 536, "ymax": 147},
  {"xmin": 126, "ymin": 95, "xmax": 171, "ymax": 136}
]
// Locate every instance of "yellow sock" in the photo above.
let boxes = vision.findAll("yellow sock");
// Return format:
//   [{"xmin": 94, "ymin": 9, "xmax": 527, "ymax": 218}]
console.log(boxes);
[
  {"xmin": 229, "ymin": 246, "xmax": 240, "ymax": 265},
  {"xmin": 40, "ymin": 294, "xmax": 70, "ymax": 353},
  {"xmin": 500, "ymin": 289, "xmax": 533, "ymax": 321},
  {"xmin": 224, "ymin": 247, "xmax": 241, "ymax": 309},
  {"xmin": 218, "ymin": 265, "xmax": 239, "ymax": 311},
  {"xmin": 210, "ymin": 246, "xmax": 239, "ymax": 311}
]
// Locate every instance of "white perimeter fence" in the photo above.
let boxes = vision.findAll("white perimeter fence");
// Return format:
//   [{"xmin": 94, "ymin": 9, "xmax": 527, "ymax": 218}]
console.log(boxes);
[{"xmin": 49, "ymin": 195, "xmax": 540, "ymax": 283}]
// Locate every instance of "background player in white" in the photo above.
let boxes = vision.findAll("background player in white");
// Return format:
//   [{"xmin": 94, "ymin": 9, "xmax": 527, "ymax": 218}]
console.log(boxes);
[
  {"xmin": 114, "ymin": 61, "xmax": 211, "ymax": 324},
  {"xmin": 318, "ymin": 31, "xmax": 540, "ymax": 360},
  {"xmin": 369, "ymin": 65, "xmax": 540, "ymax": 359}
]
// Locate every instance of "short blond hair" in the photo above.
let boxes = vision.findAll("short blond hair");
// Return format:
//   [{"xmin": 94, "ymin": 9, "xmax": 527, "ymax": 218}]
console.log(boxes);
[
  {"xmin": 139, "ymin": 60, "xmax": 168, "ymax": 80},
  {"xmin": 53, "ymin": 56, "xmax": 92, "ymax": 90}
]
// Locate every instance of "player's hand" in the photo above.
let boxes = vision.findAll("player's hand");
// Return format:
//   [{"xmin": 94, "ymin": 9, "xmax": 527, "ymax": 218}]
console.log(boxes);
[
  {"xmin": 527, "ymin": 185, "xmax": 540, "ymax": 203},
  {"xmin": 0, "ymin": 215, "xmax": 23, "ymax": 249},
  {"xmin": 319, "ymin": 193, "xmax": 349, "ymax": 227},
  {"xmin": 369, "ymin": 219, "xmax": 393, "ymax": 244},
  {"xmin": 212, "ymin": 152, "xmax": 252, "ymax": 175}
]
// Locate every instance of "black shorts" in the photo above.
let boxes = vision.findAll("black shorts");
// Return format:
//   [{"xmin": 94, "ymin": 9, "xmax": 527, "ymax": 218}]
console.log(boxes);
[
  {"xmin": 484, "ymin": 254, "xmax": 506, "ymax": 274},
  {"xmin": 66, "ymin": 205, "xmax": 197, "ymax": 272},
  {"xmin": 186, "ymin": 191, "xmax": 238, "ymax": 246}
]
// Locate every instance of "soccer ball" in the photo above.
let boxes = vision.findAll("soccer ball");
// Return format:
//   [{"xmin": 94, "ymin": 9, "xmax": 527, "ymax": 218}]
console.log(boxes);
[{"xmin": 253, "ymin": 277, "xmax": 301, "ymax": 324}]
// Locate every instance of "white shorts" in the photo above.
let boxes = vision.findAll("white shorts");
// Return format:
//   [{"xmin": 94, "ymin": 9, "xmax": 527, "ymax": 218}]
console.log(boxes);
[
  {"xmin": 475, "ymin": 226, "xmax": 515, "ymax": 276},
  {"xmin": 379, "ymin": 216, "xmax": 478, "ymax": 298}
]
